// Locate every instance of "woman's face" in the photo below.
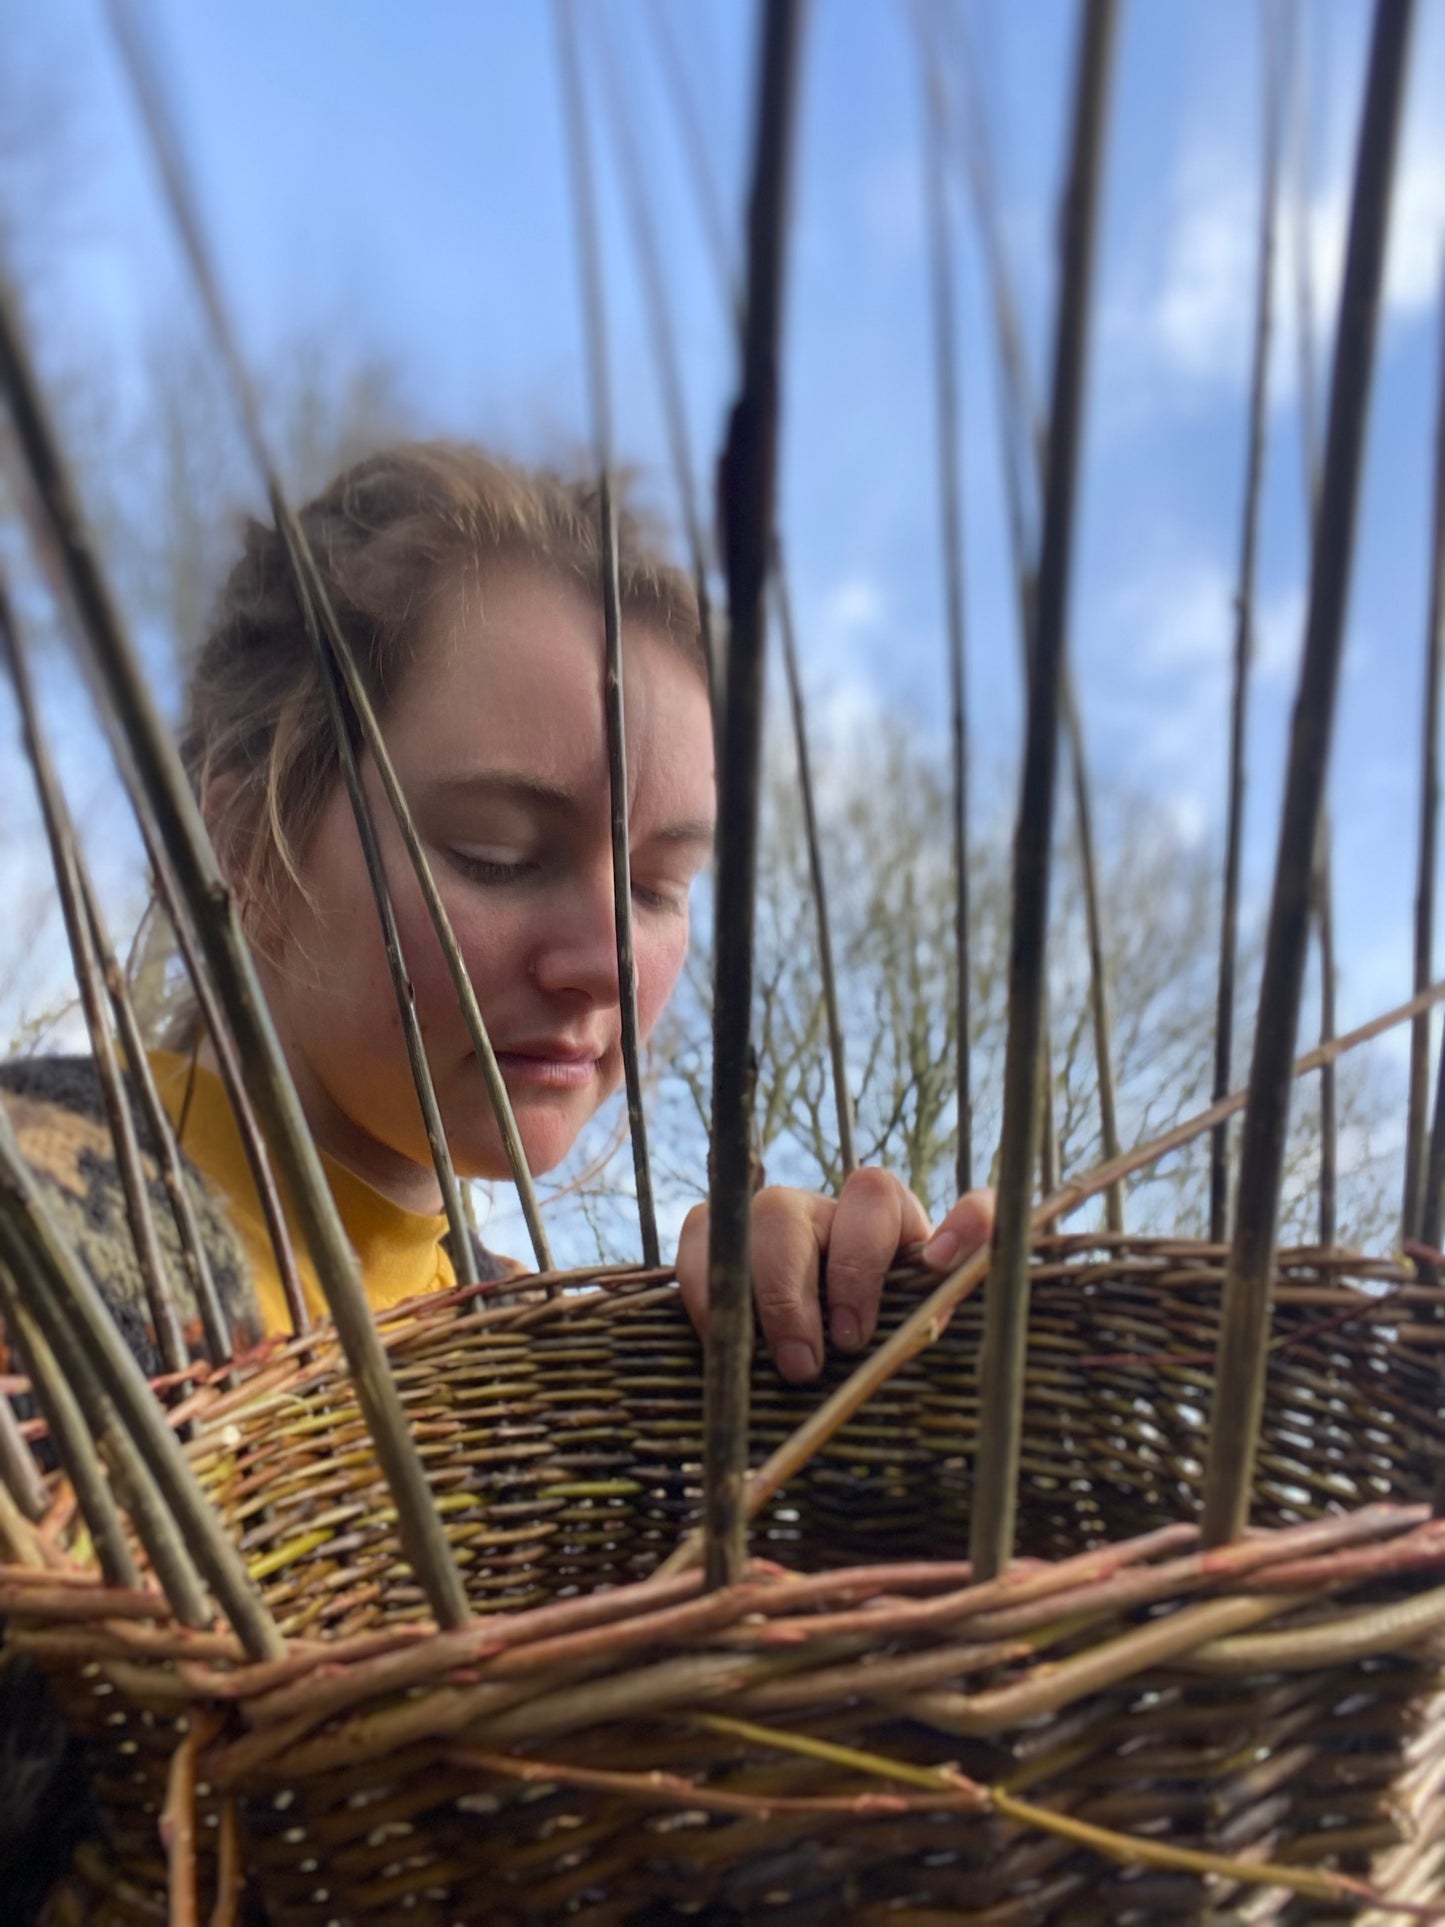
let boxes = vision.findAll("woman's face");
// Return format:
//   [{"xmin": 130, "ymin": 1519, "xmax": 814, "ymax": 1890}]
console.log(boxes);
[{"xmin": 255, "ymin": 567, "xmax": 716, "ymax": 1202}]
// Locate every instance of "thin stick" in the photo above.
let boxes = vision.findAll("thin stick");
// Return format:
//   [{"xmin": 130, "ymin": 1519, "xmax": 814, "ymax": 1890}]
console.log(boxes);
[
  {"xmin": 773, "ymin": 552, "xmax": 857, "ymax": 1178},
  {"xmin": 1291, "ymin": 4, "xmax": 1341, "ymax": 1248},
  {"xmin": 1407, "ymin": 263, "xmax": 1445, "ymax": 1238},
  {"xmin": 626, "ymin": 5, "xmax": 857, "ymax": 1187},
  {"xmin": 0, "ymin": 574, "xmax": 191, "ymax": 1383},
  {"xmin": 704, "ymin": 0, "xmax": 807, "ymax": 1591},
  {"xmin": 140, "ymin": 814, "xmax": 309, "ymax": 1336},
  {"xmin": 0, "ymin": 1355, "xmax": 45, "ymax": 1524},
  {"xmin": 918, "ymin": 0, "xmax": 972, "ymax": 1195},
  {"xmin": 78, "ymin": 863, "xmax": 233, "ymax": 1361},
  {"xmin": 645, "ymin": 0, "xmax": 744, "ymax": 331},
  {"xmin": 970, "ymin": 0, "xmax": 1119, "ymax": 1583},
  {"xmin": 656, "ymin": 974, "xmax": 1445, "ymax": 1577},
  {"xmin": 588, "ymin": 7, "xmax": 720, "ymax": 711},
  {"xmin": 555, "ymin": 0, "xmax": 661, "ymax": 1266},
  {"xmin": 105, "ymin": 0, "xmax": 553, "ymax": 1279},
  {"xmin": 0, "ymin": 1262, "xmax": 140, "ymax": 1588},
  {"xmin": 1210, "ymin": 0, "xmax": 1286, "ymax": 1241},
  {"xmin": 293, "ymin": 560, "xmax": 480, "ymax": 1289},
  {"xmin": 0, "ymin": 273, "xmax": 468, "ymax": 1631},
  {"xmin": 949, "ymin": 9, "xmax": 1108, "ymax": 1219},
  {"xmin": 1202, "ymin": 0, "xmax": 1417, "ymax": 1547},
  {"xmin": 1314, "ymin": 819, "xmax": 1338, "ymax": 1245}
]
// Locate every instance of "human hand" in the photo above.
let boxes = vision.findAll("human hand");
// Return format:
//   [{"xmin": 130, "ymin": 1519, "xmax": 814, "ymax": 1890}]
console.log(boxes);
[{"xmin": 675, "ymin": 1170, "xmax": 995, "ymax": 1383}]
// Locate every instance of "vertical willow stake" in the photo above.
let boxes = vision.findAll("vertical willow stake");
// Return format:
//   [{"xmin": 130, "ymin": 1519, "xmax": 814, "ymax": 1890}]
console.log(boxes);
[
  {"xmin": 0, "ymin": 575, "xmax": 191, "ymax": 1384},
  {"xmin": 555, "ymin": 0, "xmax": 660, "ymax": 1267},
  {"xmin": 628, "ymin": 5, "xmax": 856, "ymax": 1187},
  {"xmin": 590, "ymin": 8, "xmax": 719, "ymax": 719},
  {"xmin": 918, "ymin": 0, "xmax": 972, "ymax": 1196},
  {"xmin": 970, "ymin": 0, "xmax": 1119, "ymax": 1584},
  {"xmin": 1202, "ymin": 0, "xmax": 1416, "ymax": 1548},
  {"xmin": 949, "ymin": 10, "xmax": 1113, "ymax": 1221},
  {"xmin": 705, "ymin": 0, "xmax": 806, "ymax": 1592},
  {"xmin": 1210, "ymin": 0, "xmax": 1286, "ymax": 1243},
  {"xmin": 106, "ymin": 0, "xmax": 552, "ymax": 1278},
  {"xmin": 1406, "ymin": 267, "xmax": 1445, "ymax": 1240}
]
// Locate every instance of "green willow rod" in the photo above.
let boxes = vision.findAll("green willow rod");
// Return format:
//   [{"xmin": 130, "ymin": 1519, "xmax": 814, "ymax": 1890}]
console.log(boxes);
[
  {"xmin": 1210, "ymin": 0, "xmax": 1287, "ymax": 1243},
  {"xmin": 554, "ymin": 0, "xmax": 661, "ymax": 1267},
  {"xmin": 970, "ymin": 0, "xmax": 1120, "ymax": 1584},
  {"xmin": 1290, "ymin": 0, "xmax": 1340, "ymax": 1248},
  {"xmin": 0, "ymin": 576, "xmax": 192, "ymax": 1382},
  {"xmin": 639, "ymin": 0, "xmax": 858, "ymax": 1188},
  {"xmin": 948, "ymin": 5, "xmax": 1116, "ymax": 1225},
  {"xmin": 1202, "ymin": 0, "xmax": 1417, "ymax": 1547},
  {"xmin": 917, "ymin": 0, "xmax": 973, "ymax": 1197},
  {"xmin": 705, "ymin": 0, "xmax": 807, "ymax": 1592},
  {"xmin": 105, "ymin": 0, "xmax": 553, "ymax": 1282},
  {"xmin": 0, "ymin": 276, "xmax": 468, "ymax": 1632}
]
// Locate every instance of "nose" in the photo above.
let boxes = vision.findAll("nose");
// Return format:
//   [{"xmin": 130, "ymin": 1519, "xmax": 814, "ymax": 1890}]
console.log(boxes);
[{"xmin": 529, "ymin": 861, "xmax": 620, "ymax": 1005}]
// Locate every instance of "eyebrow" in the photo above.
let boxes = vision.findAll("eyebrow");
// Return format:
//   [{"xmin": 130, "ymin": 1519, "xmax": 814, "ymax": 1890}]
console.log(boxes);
[{"xmin": 429, "ymin": 770, "xmax": 714, "ymax": 848}]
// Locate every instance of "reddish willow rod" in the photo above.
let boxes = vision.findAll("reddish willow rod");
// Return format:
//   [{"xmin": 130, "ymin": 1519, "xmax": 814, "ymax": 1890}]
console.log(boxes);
[
  {"xmin": 1202, "ymin": 0, "xmax": 1417, "ymax": 1548},
  {"xmin": 554, "ymin": 0, "xmax": 661, "ymax": 1267},
  {"xmin": 970, "ymin": 0, "xmax": 1120, "ymax": 1584},
  {"xmin": 1210, "ymin": 0, "xmax": 1286, "ymax": 1244},
  {"xmin": 705, "ymin": 0, "xmax": 807, "ymax": 1592}
]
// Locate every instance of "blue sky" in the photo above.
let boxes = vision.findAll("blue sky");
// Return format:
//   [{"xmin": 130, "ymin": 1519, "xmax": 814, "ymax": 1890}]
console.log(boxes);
[{"xmin": 4, "ymin": 0, "xmax": 1445, "ymax": 1251}]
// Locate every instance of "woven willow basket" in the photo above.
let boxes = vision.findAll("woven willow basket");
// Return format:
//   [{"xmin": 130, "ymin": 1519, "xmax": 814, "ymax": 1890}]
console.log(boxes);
[{"xmin": 9, "ymin": 1234, "xmax": 1445, "ymax": 1926}]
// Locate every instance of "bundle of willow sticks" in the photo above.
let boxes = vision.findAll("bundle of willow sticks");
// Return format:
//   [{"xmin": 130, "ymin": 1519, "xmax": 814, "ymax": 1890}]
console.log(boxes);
[{"xmin": 4, "ymin": 0, "xmax": 1445, "ymax": 1922}]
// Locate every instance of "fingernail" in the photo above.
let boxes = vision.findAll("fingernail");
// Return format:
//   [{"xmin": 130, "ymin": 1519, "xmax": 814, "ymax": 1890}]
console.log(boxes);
[
  {"xmin": 922, "ymin": 1226, "xmax": 962, "ymax": 1270},
  {"xmin": 776, "ymin": 1340, "xmax": 818, "ymax": 1382},
  {"xmin": 832, "ymin": 1309, "xmax": 862, "ymax": 1352}
]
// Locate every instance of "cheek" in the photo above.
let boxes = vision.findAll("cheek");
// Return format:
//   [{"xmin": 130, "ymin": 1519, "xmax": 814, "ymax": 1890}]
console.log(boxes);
[{"xmin": 635, "ymin": 918, "xmax": 691, "ymax": 1036}]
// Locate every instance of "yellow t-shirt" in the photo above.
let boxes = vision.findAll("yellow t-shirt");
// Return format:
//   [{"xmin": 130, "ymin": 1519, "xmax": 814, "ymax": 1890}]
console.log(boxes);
[{"xmin": 148, "ymin": 1049, "xmax": 462, "ymax": 1338}]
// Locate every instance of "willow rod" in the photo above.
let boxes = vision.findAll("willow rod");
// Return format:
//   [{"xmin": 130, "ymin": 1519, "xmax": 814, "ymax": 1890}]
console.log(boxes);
[
  {"xmin": 705, "ymin": 0, "xmax": 807, "ymax": 1592},
  {"xmin": 646, "ymin": 0, "xmax": 744, "ymax": 332},
  {"xmin": 949, "ymin": 7, "xmax": 1112, "ymax": 1221},
  {"xmin": 588, "ymin": 8, "xmax": 719, "ymax": 714},
  {"xmin": 1406, "ymin": 264, "xmax": 1445, "ymax": 1240},
  {"xmin": 0, "ymin": 272, "xmax": 468, "ymax": 1631},
  {"xmin": 554, "ymin": 0, "xmax": 661, "ymax": 1267},
  {"xmin": 1201, "ymin": 0, "xmax": 1417, "ymax": 1548},
  {"xmin": 105, "ymin": 0, "xmax": 553, "ymax": 1280},
  {"xmin": 1210, "ymin": 0, "xmax": 1286, "ymax": 1242},
  {"xmin": 0, "ymin": 1262, "xmax": 140, "ymax": 1589},
  {"xmin": 634, "ymin": 2, "xmax": 857, "ymax": 1186},
  {"xmin": 918, "ymin": 0, "xmax": 972, "ymax": 1196},
  {"xmin": 970, "ymin": 0, "xmax": 1119, "ymax": 1584},
  {"xmin": 1291, "ymin": 1, "xmax": 1340, "ymax": 1246},
  {"xmin": 0, "ymin": 574, "xmax": 191, "ymax": 1383}
]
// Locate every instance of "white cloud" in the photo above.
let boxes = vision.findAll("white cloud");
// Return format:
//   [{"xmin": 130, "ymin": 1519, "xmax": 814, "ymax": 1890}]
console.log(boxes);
[{"xmin": 1122, "ymin": 96, "xmax": 1445, "ymax": 399}]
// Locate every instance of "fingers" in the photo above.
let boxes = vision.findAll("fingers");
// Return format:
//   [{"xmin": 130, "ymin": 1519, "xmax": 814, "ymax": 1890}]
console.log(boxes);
[
  {"xmin": 825, "ymin": 1167, "xmax": 931, "ymax": 1354},
  {"xmin": 675, "ymin": 1189, "xmax": 835, "ymax": 1383},
  {"xmin": 676, "ymin": 1202, "xmax": 711, "ymax": 1335},
  {"xmin": 921, "ymin": 1188, "xmax": 996, "ymax": 1273},
  {"xmin": 748, "ymin": 1188, "xmax": 834, "ymax": 1381}
]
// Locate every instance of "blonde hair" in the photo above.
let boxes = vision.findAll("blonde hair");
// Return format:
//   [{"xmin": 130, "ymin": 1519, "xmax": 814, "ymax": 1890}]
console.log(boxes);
[{"xmin": 181, "ymin": 440, "xmax": 703, "ymax": 933}]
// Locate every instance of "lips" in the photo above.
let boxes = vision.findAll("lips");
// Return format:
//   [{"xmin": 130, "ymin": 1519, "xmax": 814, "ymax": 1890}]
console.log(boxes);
[{"xmin": 492, "ymin": 1039, "xmax": 607, "ymax": 1091}]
